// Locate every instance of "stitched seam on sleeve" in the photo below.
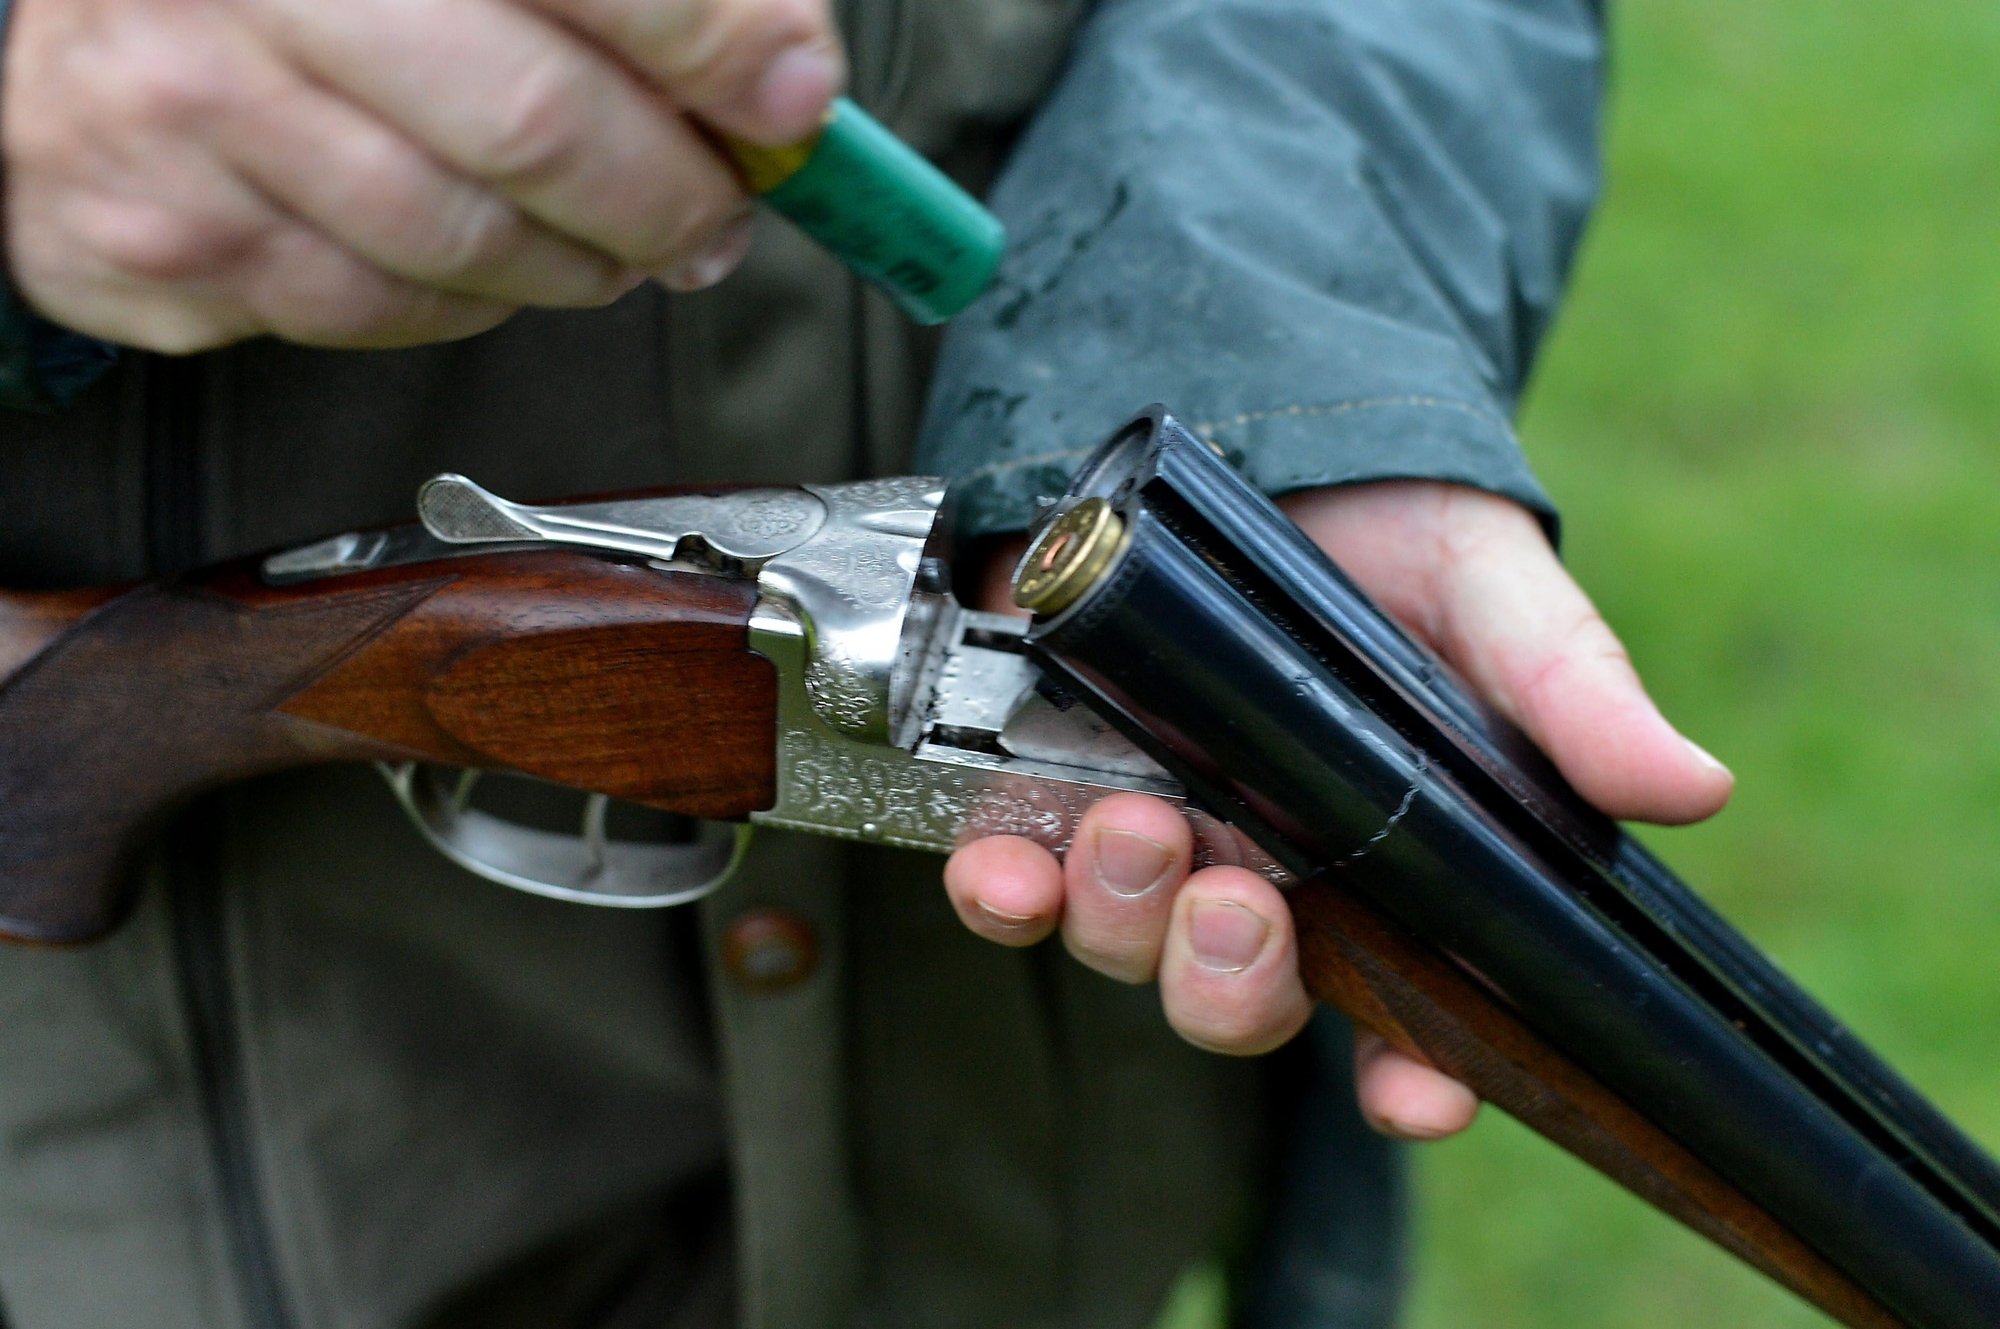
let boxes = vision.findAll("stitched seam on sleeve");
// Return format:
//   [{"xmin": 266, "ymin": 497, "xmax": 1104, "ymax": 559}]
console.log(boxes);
[
  {"xmin": 952, "ymin": 446, "xmax": 1101, "ymax": 484},
  {"xmin": 1191, "ymin": 396, "xmax": 1512, "ymax": 436}
]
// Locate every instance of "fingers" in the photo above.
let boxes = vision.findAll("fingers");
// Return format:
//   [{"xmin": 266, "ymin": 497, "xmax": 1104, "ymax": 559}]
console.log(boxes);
[
  {"xmin": 1157, "ymin": 868, "xmax": 1311, "ymax": 1056},
  {"xmin": 234, "ymin": 223, "xmax": 519, "ymax": 349},
  {"xmin": 1058, "ymin": 793, "xmax": 1192, "ymax": 982},
  {"xmin": 211, "ymin": 47, "xmax": 639, "ymax": 308},
  {"xmin": 943, "ymin": 477, "xmax": 1730, "ymax": 1085},
  {"xmin": 943, "ymin": 792, "xmax": 1196, "ymax": 964},
  {"xmin": 942, "ymin": 835, "xmax": 1062, "ymax": 947},
  {"xmin": 1353, "ymin": 1032, "xmax": 1480, "ymax": 1141},
  {"xmin": 8, "ymin": 0, "xmax": 826, "ymax": 350},
  {"xmin": 35, "ymin": 199, "xmax": 516, "ymax": 352},
  {"xmin": 944, "ymin": 800, "xmax": 1313, "ymax": 1058},
  {"xmin": 241, "ymin": 0, "xmax": 753, "ymax": 277},
  {"xmin": 1284, "ymin": 483, "xmax": 1733, "ymax": 827},
  {"xmin": 1429, "ymin": 494, "xmax": 1734, "ymax": 825},
  {"xmin": 3, "ymin": 26, "xmax": 514, "ymax": 351}
]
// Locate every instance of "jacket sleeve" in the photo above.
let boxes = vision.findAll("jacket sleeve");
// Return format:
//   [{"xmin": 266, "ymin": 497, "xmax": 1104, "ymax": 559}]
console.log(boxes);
[{"xmin": 913, "ymin": 0, "xmax": 1605, "ymax": 538}]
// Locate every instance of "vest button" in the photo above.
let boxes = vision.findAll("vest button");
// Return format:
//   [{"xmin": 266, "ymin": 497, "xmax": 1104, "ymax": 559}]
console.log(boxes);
[{"xmin": 721, "ymin": 909, "xmax": 819, "ymax": 993}]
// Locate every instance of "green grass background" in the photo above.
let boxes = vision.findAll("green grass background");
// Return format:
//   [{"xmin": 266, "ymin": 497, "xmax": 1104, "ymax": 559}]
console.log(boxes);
[{"xmin": 1402, "ymin": 1, "xmax": 2000, "ymax": 1325}]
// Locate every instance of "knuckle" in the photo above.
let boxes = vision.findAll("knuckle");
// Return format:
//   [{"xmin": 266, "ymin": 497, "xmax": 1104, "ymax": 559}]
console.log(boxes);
[
  {"xmin": 334, "ymin": 144, "xmax": 598, "ymax": 297},
  {"xmin": 654, "ymin": 0, "xmax": 824, "ymax": 97},
  {"xmin": 8, "ymin": 216, "xmax": 240, "ymax": 353},
  {"xmin": 86, "ymin": 202, "xmax": 261, "ymax": 286},
  {"xmin": 1189, "ymin": 1004, "xmax": 1265, "ymax": 1051},
  {"xmin": 758, "ymin": 0, "xmax": 830, "ymax": 51},
  {"xmin": 116, "ymin": 45, "xmax": 234, "ymax": 137},
  {"xmin": 474, "ymin": 60, "xmax": 590, "ymax": 185},
  {"xmin": 629, "ymin": 190, "xmax": 744, "ymax": 270},
  {"xmin": 423, "ymin": 189, "xmax": 531, "ymax": 280},
  {"xmin": 1177, "ymin": 997, "xmax": 1290, "ymax": 1057},
  {"xmin": 645, "ymin": 0, "xmax": 728, "ymax": 75}
]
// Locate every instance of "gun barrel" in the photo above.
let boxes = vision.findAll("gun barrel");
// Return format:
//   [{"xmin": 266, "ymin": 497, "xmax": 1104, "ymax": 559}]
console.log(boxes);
[{"xmin": 1019, "ymin": 409, "xmax": 2000, "ymax": 1329}]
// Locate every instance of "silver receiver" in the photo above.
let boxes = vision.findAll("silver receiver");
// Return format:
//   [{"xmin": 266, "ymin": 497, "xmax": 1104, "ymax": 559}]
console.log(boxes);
[{"xmin": 259, "ymin": 477, "xmax": 1289, "ymax": 905}]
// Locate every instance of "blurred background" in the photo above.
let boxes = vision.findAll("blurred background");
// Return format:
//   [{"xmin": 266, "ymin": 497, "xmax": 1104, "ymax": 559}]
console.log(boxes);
[{"xmin": 1403, "ymin": 0, "xmax": 2000, "ymax": 1324}]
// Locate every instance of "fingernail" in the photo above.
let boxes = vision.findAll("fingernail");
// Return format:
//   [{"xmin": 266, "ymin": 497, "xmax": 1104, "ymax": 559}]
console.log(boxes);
[
  {"xmin": 1371, "ymin": 1114, "xmax": 1457, "ymax": 1142},
  {"xmin": 1189, "ymin": 900, "xmax": 1270, "ymax": 973},
  {"xmin": 1684, "ymin": 736, "xmax": 1732, "ymax": 779},
  {"xmin": 1377, "ymin": 1086, "xmax": 1481, "ymax": 1141},
  {"xmin": 752, "ymin": 42, "xmax": 841, "ymax": 141},
  {"xmin": 1094, "ymin": 828, "xmax": 1171, "ymax": 898},
  {"xmin": 657, "ymin": 213, "xmax": 756, "ymax": 292},
  {"xmin": 977, "ymin": 901, "xmax": 1038, "ymax": 931}
]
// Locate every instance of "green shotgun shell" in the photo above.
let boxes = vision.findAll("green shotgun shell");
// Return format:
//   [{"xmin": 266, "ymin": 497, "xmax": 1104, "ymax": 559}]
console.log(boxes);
[{"xmin": 725, "ymin": 98, "xmax": 1006, "ymax": 325}]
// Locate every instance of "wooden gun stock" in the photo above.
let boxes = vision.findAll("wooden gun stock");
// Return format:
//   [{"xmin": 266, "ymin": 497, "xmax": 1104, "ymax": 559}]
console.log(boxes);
[{"xmin": 0, "ymin": 551, "xmax": 775, "ymax": 944}]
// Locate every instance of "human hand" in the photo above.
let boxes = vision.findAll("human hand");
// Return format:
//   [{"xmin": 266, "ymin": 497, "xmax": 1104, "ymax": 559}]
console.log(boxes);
[
  {"xmin": 1, "ymin": 0, "xmax": 840, "ymax": 350},
  {"xmin": 944, "ymin": 481, "xmax": 1735, "ymax": 1140}
]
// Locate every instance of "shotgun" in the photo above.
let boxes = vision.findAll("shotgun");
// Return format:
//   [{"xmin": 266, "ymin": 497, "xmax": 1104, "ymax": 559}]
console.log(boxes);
[{"xmin": 0, "ymin": 410, "xmax": 1995, "ymax": 1326}]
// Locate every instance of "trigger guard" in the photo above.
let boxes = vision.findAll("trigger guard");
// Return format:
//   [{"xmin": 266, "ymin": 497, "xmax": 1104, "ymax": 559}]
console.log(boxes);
[{"xmin": 379, "ymin": 763, "xmax": 749, "ymax": 908}]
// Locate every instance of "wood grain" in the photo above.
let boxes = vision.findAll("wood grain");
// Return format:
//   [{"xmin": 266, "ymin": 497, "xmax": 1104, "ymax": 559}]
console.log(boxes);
[
  {"xmin": 0, "ymin": 550, "xmax": 775, "ymax": 944},
  {"xmin": 1290, "ymin": 877, "xmax": 1903, "ymax": 1329},
  {"xmin": 278, "ymin": 553, "xmax": 775, "ymax": 818},
  {"xmin": 0, "ymin": 588, "xmax": 119, "ymax": 679}
]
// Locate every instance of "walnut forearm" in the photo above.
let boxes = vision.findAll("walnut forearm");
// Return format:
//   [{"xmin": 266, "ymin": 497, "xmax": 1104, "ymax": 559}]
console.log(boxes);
[{"xmin": 1290, "ymin": 880, "xmax": 1900, "ymax": 1329}]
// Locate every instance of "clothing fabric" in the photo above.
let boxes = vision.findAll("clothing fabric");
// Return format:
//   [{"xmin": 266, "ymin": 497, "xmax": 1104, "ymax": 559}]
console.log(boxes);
[
  {"xmin": 0, "ymin": 1, "xmax": 1605, "ymax": 1326},
  {"xmin": 917, "ymin": 0, "xmax": 1604, "ymax": 540}
]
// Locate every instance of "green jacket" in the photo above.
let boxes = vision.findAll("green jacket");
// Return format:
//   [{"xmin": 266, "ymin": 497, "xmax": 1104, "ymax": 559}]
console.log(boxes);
[{"xmin": 0, "ymin": 2, "xmax": 1604, "ymax": 1327}]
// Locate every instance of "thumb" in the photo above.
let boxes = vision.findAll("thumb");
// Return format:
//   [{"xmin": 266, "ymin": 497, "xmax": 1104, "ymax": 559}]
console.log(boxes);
[{"xmin": 1433, "ymin": 499, "xmax": 1733, "ymax": 826}]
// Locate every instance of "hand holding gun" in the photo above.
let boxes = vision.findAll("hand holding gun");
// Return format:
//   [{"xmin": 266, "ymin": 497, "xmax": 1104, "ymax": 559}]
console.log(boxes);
[
  {"xmin": 944, "ymin": 464, "xmax": 1730, "ymax": 1131},
  {"xmin": 1, "ymin": 411, "xmax": 1996, "ymax": 1328}
]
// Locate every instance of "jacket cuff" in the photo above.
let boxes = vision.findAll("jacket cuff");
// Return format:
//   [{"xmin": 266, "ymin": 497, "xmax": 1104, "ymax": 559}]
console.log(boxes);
[{"xmin": 942, "ymin": 396, "xmax": 1553, "ymax": 543}]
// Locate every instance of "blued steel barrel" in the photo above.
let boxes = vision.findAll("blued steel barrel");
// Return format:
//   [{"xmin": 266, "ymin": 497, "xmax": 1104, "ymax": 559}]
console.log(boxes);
[{"xmin": 1017, "ymin": 408, "xmax": 2000, "ymax": 1329}]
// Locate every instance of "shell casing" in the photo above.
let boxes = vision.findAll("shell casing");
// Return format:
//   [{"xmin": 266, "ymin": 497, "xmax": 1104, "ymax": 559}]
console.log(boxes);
[
  {"xmin": 725, "ymin": 135, "xmax": 820, "ymax": 195},
  {"xmin": 1012, "ymin": 498, "xmax": 1129, "ymax": 616},
  {"xmin": 722, "ymin": 98, "xmax": 1006, "ymax": 325}
]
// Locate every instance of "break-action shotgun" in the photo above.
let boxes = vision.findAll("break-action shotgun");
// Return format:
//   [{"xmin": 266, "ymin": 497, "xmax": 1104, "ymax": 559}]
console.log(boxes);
[{"xmin": 1, "ymin": 408, "xmax": 1996, "ymax": 1327}]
